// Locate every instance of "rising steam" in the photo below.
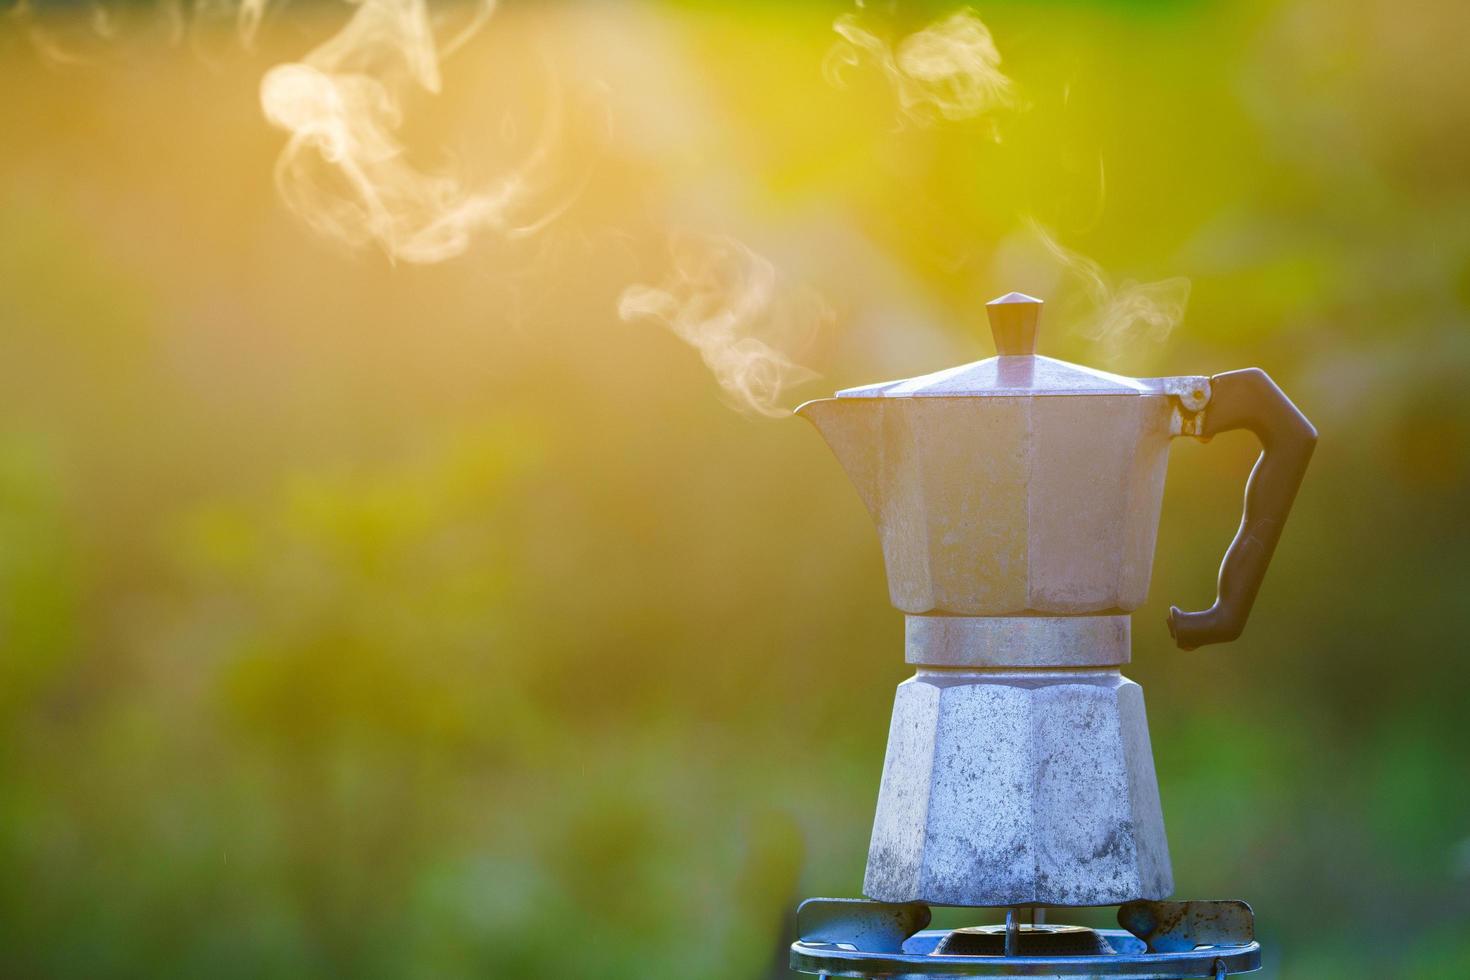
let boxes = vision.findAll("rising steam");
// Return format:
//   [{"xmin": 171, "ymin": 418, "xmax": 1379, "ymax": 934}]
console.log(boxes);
[
  {"xmin": 618, "ymin": 235, "xmax": 826, "ymax": 417},
  {"xmin": 825, "ymin": 7, "xmax": 1017, "ymax": 128},
  {"xmin": 259, "ymin": 0, "xmax": 573, "ymax": 264},
  {"xmin": 1030, "ymin": 221, "xmax": 1191, "ymax": 354},
  {"xmin": 13, "ymin": 0, "xmax": 270, "ymax": 64}
]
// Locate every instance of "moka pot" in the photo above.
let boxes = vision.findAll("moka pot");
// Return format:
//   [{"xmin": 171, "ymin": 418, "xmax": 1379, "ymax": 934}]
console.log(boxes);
[{"xmin": 797, "ymin": 292, "xmax": 1316, "ymax": 907}]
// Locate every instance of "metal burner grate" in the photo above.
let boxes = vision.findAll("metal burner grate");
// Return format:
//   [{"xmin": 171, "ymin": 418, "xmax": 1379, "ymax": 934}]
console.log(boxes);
[{"xmin": 791, "ymin": 898, "xmax": 1262, "ymax": 979}]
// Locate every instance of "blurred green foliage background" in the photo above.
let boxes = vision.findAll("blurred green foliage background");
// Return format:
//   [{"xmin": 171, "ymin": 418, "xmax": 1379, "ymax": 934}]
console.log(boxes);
[{"xmin": 1, "ymin": 0, "xmax": 1468, "ymax": 977}]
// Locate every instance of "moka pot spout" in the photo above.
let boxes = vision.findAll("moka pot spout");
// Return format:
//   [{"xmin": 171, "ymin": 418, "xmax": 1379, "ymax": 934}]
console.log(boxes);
[{"xmin": 795, "ymin": 397, "xmax": 885, "ymax": 519}]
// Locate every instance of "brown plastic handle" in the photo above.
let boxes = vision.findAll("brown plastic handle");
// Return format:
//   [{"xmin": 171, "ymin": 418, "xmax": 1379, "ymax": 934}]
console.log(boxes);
[{"xmin": 1167, "ymin": 369, "xmax": 1317, "ymax": 650}]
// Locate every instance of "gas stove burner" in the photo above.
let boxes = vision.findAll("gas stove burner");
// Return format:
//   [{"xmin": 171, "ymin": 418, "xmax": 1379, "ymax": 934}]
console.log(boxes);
[
  {"xmin": 933, "ymin": 924, "xmax": 1113, "ymax": 957},
  {"xmin": 791, "ymin": 898, "xmax": 1261, "ymax": 979}
]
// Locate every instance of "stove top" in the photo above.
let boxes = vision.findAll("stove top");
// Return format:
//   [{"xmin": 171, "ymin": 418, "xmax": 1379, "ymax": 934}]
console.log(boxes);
[{"xmin": 790, "ymin": 898, "xmax": 1261, "ymax": 979}]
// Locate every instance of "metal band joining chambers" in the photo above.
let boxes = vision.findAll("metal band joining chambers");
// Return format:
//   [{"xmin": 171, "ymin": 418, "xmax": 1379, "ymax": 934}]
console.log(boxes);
[{"xmin": 905, "ymin": 615, "xmax": 1131, "ymax": 668}]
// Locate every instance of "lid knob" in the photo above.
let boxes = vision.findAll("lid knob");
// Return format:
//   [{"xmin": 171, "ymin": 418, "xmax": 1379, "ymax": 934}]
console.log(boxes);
[{"xmin": 986, "ymin": 292, "xmax": 1042, "ymax": 356}]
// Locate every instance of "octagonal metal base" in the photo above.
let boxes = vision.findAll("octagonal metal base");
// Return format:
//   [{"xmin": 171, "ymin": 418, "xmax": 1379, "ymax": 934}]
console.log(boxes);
[{"xmin": 866, "ymin": 667, "xmax": 1171, "ymax": 907}]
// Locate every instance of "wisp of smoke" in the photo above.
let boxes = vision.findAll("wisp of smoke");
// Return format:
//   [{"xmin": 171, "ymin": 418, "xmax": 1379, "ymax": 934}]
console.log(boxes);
[
  {"xmin": 9, "ymin": 0, "xmax": 141, "ymax": 64},
  {"xmin": 618, "ymin": 234, "xmax": 826, "ymax": 418},
  {"xmin": 825, "ymin": 7, "xmax": 1017, "ymax": 128},
  {"xmin": 260, "ymin": 0, "xmax": 572, "ymax": 264},
  {"xmin": 1029, "ymin": 221, "xmax": 1191, "ymax": 354},
  {"xmin": 12, "ymin": 0, "xmax": 271, "ymax": 65},
  {"xmin": 234, "ymin": 0, "xmax": 266, "ymax": 47}
]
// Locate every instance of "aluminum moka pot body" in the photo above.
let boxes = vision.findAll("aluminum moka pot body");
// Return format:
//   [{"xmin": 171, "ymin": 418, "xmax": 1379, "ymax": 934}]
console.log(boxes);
[
  {"xmin": 797, "ymin": 378, "xmax": 1188, "ymax": 617},
  {"xmin": 798, "ymin": 293, "xmax": 1316, "ymax": 908}
]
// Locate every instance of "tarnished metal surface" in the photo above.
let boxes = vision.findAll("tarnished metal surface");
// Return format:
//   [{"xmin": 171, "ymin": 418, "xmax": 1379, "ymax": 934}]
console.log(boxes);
[
  {"xmin": 795, "ymin": 897, "xmax": 931, "ymax": 953},
  {"xmin": 796, "ymin": 294, "xmax": 1215, "ymax": 619},
  {"xmin": 1118, "ymin": 900, "xmax": 1255, "ymax": 954},
  {"xmin": 791, "ymin": 927, "xmax": 1262, "ymax": 978},
  {"xmin": 831, "ymin": 295, "xmax": 1209, "ymax": 406},
  {"xmin": 906, "ymin": 615, "xmax": 1130, "ymax": 668},
  {"xmin": 797, "ymin": 393, "xmax": 1178, "ymax": 616},
  {"xmin": 836, "ymin": 353, "xmax": 1176, "ymax": 398},
  {"xmin": 864, "ymin": 665, "xmax": 1172, "ymax": 907},
  {"xmin": 1161, "ymin": 374, "xmax": 1211, "ymax": 438},
  {"xmin": 1151, "ymin": 375, "xmax": 1213, "ymax": 413}
]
